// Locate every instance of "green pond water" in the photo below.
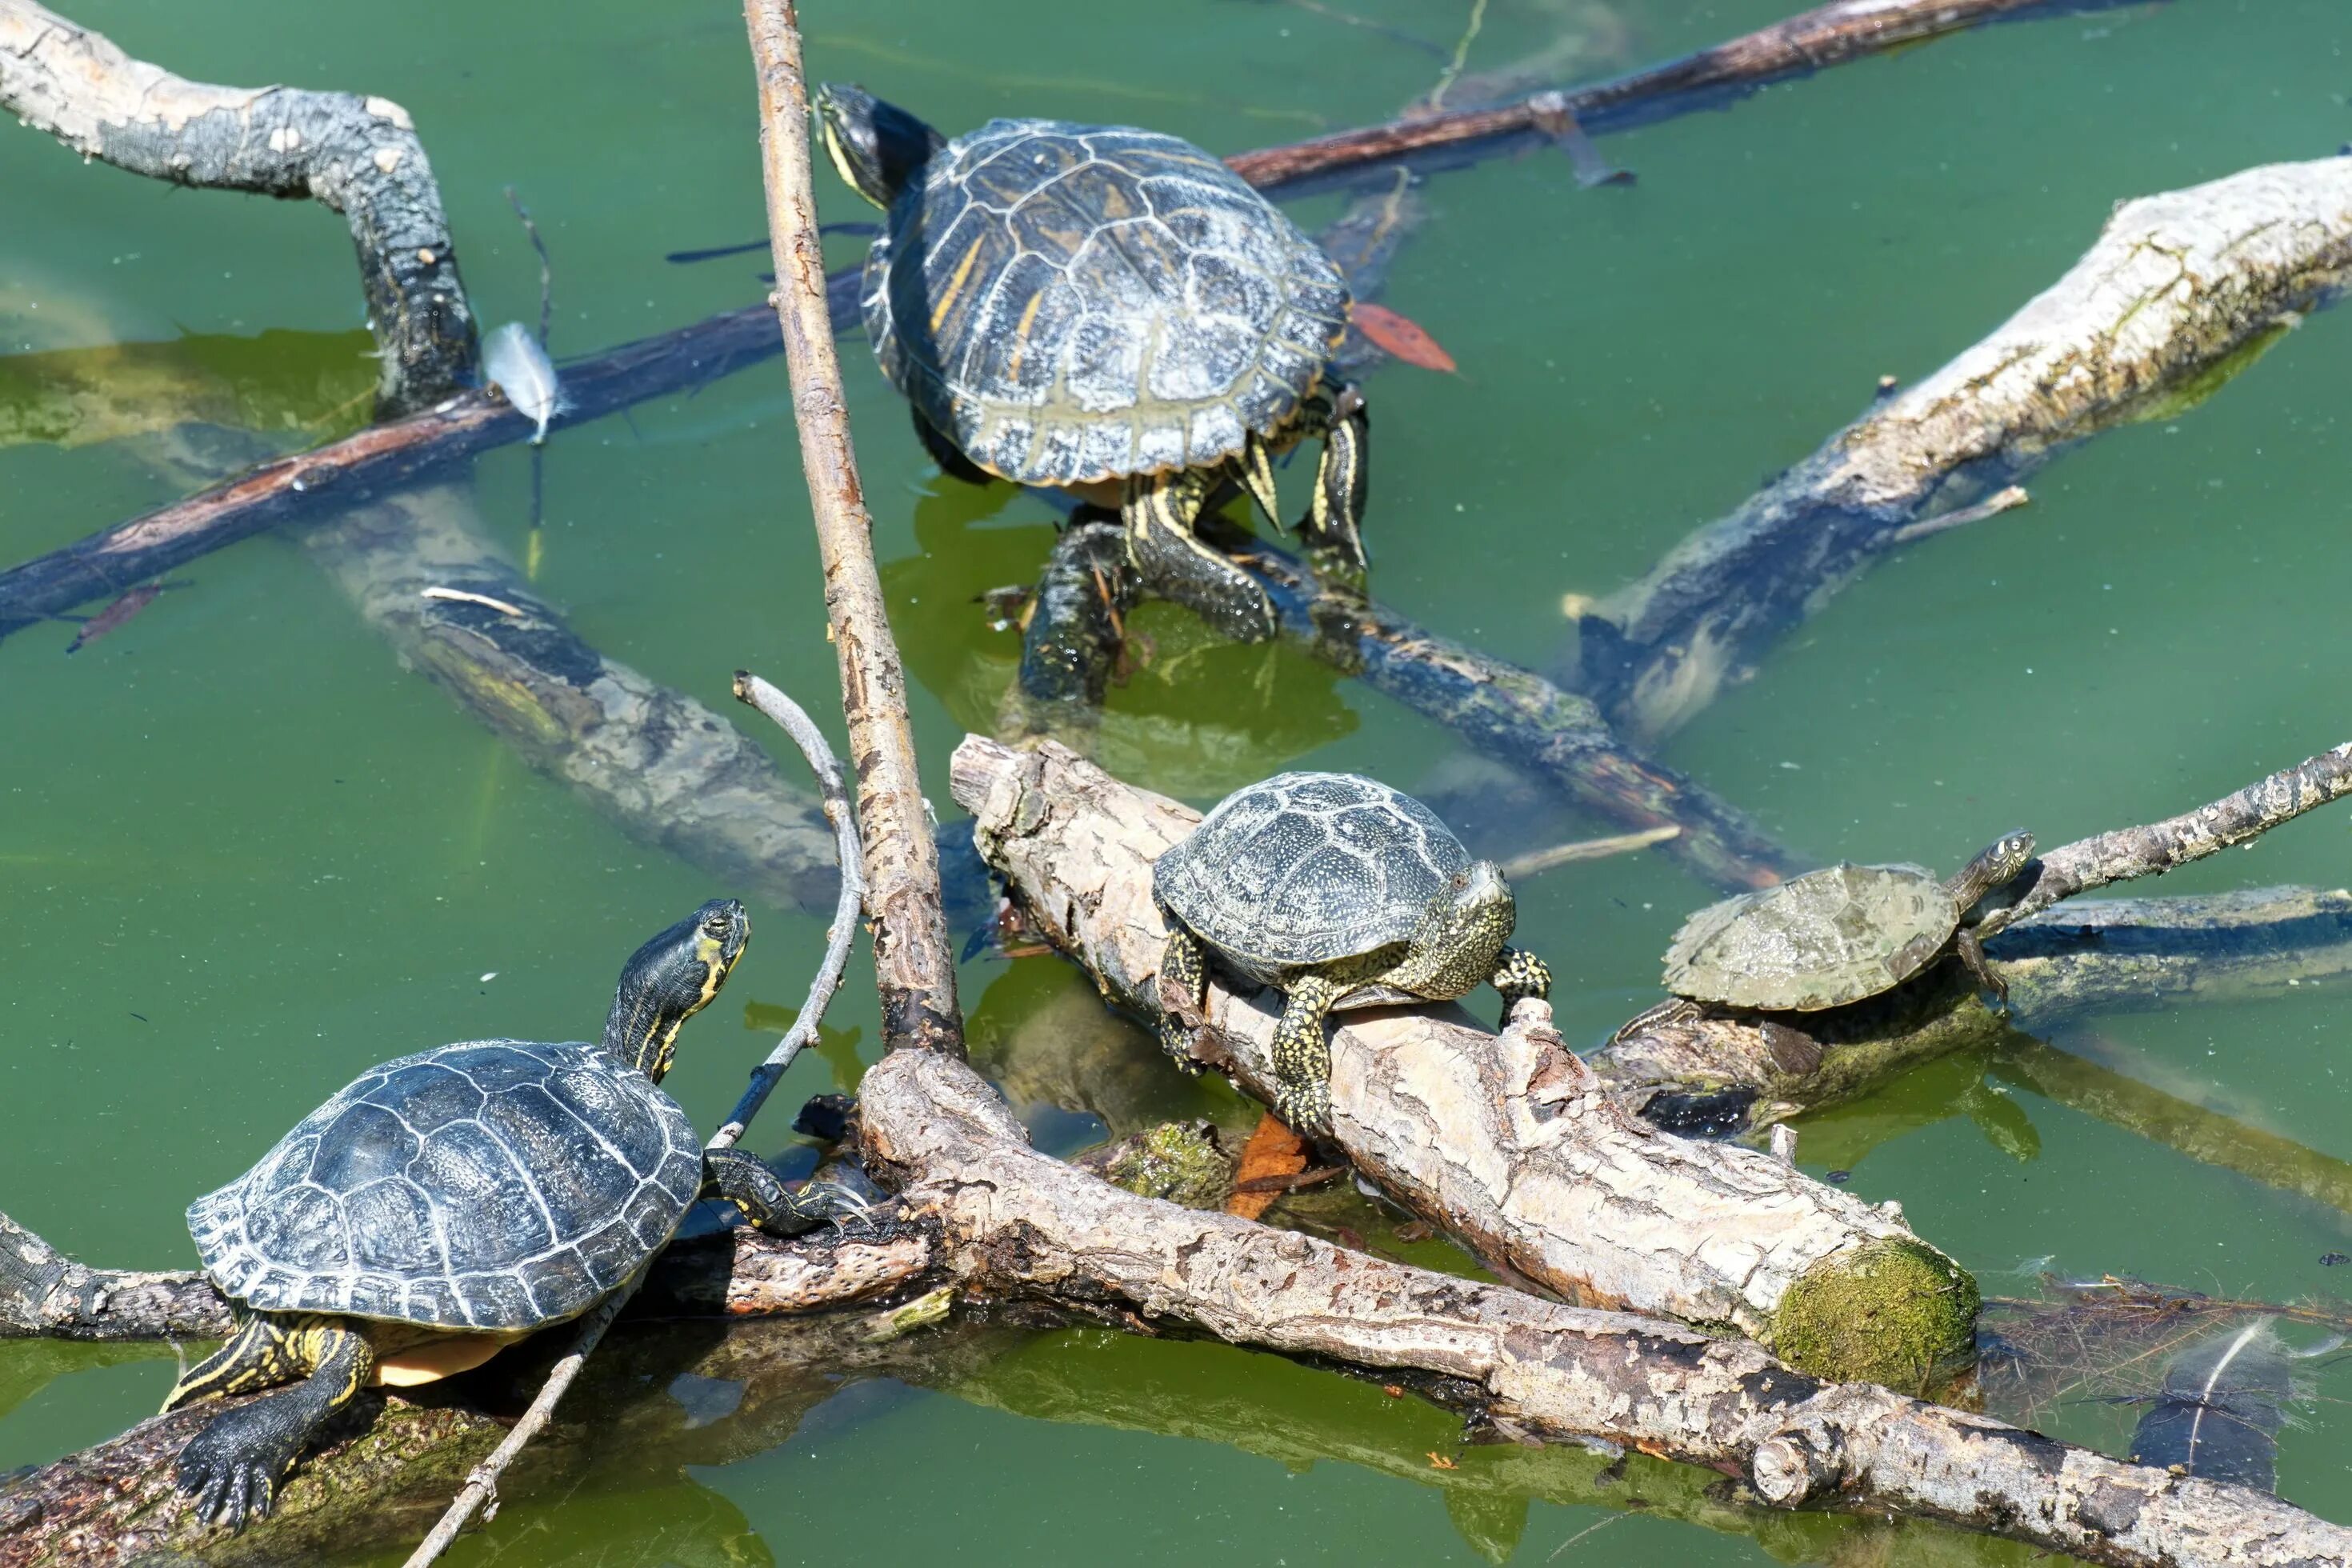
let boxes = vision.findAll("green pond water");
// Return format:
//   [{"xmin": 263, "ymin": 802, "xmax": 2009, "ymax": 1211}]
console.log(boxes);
[{"xmin": 7, "ymin": 0, "xmax": 2352, "ymax": 1560}]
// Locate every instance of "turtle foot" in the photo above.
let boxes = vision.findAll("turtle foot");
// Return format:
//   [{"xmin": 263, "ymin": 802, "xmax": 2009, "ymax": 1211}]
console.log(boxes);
[{"xmin": 175, "ymin": 1400, "xmax": 306, "ymax": 1532}]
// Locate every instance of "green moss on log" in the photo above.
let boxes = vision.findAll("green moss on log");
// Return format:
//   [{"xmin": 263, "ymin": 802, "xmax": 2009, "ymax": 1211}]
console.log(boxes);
[
  {"xmin": 1769, "ymin": 1238, "xmax": 1979, "ymax": 1393},
  {"xmin": 1078, "ymin": 1121, "xmax": 1234, "ymax": 1209}
]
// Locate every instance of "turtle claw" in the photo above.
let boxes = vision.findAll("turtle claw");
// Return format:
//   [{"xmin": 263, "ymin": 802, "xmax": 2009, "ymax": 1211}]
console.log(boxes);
[{"xmin": 176, "ymin": 1403, "xmax": 298, "ymax": 1533}]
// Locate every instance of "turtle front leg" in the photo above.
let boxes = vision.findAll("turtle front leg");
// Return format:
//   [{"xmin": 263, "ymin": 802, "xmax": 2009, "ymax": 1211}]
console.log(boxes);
[
  {"xmin": 1488, "ymin": 946, "xmax": 1552, "ymax": 1029},
  {"xmin": 702, "ymin": 1146, "xmax": 872, "ymax": 1237},
  {"xmin": 1156, "ymin": 922, "xmax": 1211, "ymax": 1075},
  {"xmin": 1122, "ymin": 468, "xmax": 1278, "ymax": 642},
  {"xmin": 1269, "ymin": 973, "xmax": 1344, "ymax": 1138},
  {"xmin": 1298, "ymin": 386, "xmax": 1369, "ymax": 577},
  {"xmin": 1954, "ymin": 927, "xmax": 2010, "ymax": 1009},
  {"xmin": 173, "ymin": 1314, "xmax": 374, "ymax": 1532}
]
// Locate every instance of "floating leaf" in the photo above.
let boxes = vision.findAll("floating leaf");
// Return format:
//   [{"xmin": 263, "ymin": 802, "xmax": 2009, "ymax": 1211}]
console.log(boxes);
[
  {"xmin": 1352, "ymin": 302, "xmax": 1458, "ymax": 374},
  {"xmin": 1224, "ymin": 1110, "xmax": 1310, "ymax": 1220}
]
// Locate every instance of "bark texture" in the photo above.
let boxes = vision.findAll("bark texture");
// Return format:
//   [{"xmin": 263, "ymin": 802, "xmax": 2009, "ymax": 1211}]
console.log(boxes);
[
  {"xmin": 946, "ymin": 734, "xmax": 1966, "ymax": 1384},
  {"xmin": 1578, "ymin": 158, "xmax": 2352, "ymax": 742},
  {"xmin": 858, "ymin": 1044, "xmax": 2352, "ymax": 1568},
  {"xmin": 746, "ymin": 0, "xmax": 962, "ymax": 1054},
  {"xmin": 0, "ymin": 0, "xmax": 473, "ymax": 414}
]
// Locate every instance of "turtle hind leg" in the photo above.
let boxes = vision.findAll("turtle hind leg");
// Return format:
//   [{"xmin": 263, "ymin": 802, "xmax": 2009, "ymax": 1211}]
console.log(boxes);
[
  {"xmin": 1269, "ymin": 973, "xmax": 1344, "ymax": 1138},
  {"xmin": 702, "ymin": 1146, "xmax": 873, "ymax": 1238},
  {"xmin": 1489, "ymin": 946, "xmax": 1552, "ymax": 1028},
  {"xmin": 1121, "ymin": 469, "xmax": 1278, "ymax": 643},
  {"xmin": 1298, "ymin": 386, "xmax": 1370, "ymax": 578},
  {"xmin": 1155, "ymin": 922, "xmax": 1211, "ymax": 1075},
  {"xmin": 912, "ymin": 406, "xmax": 994, "ymax": 486},
  {"xmin": 173, "ymin": 1315, "xmax": 373, "ymax": 1532}
]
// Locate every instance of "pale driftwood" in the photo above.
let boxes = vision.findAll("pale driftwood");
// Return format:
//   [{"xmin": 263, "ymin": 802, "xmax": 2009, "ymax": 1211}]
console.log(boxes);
[
  {"xmin": 946, "ymin": 734, "xmax": 1970, "ymax": 1386},
  {"xmin": 746, "ymin": 0, "xmax": 961, "ymax": 1054},
  {"xmin": 858, "ymin": 1043, "xmax": 2352, "ymax": 1568},
  {"xmin": 0, "ymin": 0, "xmax": 472, "ymax": 414},
  {"xmin": 1578, "ymin": 158, "xmax": 2352, "ymax": 742}
]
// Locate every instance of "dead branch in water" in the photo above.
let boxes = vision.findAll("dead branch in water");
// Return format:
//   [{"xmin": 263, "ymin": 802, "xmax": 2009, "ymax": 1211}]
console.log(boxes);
[
  {"xmin": 0, "ymin": 0, "xmax": 473, "ymax": 413},
  {"xmin": 1575, "ymin": 158, "xmax": 2352, "ymax": 743}
]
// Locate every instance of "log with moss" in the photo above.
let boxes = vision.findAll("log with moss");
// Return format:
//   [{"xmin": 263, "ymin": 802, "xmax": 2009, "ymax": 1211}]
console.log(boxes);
[{"xmin": 947, "ymin": 733, "xmax": 1973, "ymax": 1386}]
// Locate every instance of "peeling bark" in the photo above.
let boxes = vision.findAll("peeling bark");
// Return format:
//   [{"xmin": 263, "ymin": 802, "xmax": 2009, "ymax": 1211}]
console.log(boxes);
[
  {"xmin": 1578, "ymin": 158, "xmax": 2352, "ymax": 742},
  {"xmin": 0, "ymin": 0, "xmax": 473, "ymax": 414},
  {"xmin": 858, "ymin": 1045, "xmax": 2352, "ymax": 1568},
  {"xmin": 946, "ymin": 734, "xmax": 1963, "ymax": 1383}
]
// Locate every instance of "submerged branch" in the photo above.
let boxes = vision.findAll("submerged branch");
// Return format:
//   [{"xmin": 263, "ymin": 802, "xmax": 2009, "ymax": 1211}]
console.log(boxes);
[{"xmin": 0, "ymin": 0, "xmax": 473, "ymax": 413}]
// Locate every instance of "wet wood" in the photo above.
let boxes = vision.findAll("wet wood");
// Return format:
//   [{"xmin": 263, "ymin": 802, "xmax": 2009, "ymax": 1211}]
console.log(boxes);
[
  {"xmin": 746, "ymin": 0, "xmax": 962, "ymax": 1054},
  {"xmin": 1578, "ymin": 158, "xmax": 2352, "ymax": 742},
  {"xmin": 946, "ymin": 734, "xmax": 1962, "ymax": 1384},
  {"xmin": 0, "ymin": 0, "xmax": 473, "ymax": 414}
]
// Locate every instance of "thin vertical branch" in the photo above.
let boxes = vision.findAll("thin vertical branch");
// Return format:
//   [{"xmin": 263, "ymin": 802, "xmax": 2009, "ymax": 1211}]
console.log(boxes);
[{"xmin": 742, "ymin": 0, "xmax": 963, "ymax": 1054}]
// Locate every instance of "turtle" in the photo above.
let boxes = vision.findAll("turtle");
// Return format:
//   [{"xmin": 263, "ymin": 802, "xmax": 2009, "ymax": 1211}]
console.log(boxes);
[
  {"xmin": 1152, "ymin": 772, "xmax": 1552, "ymax": 1134},
  {"xmin": 1642, "ymin": 830, "xmax": 2037, "ymax": 1026},
  {"xmin": 163, "ymin": 898, "xmax": 865, "ymax": 1530},
  {"xmin": 815, "ymin": 83, "xmax": 1369, "ymax": 643}
]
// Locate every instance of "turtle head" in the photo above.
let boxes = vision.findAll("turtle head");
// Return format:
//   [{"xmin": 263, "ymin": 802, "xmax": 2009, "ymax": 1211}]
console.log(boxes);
[
  {"xmin": 815, "ymin": 83, "xmax": 943, "ymax": 209},
  {"xmin": 1950, "ymin": 829, "xmax": 2036, "ymax": 919},
  {"xmin": 1391, "ymin": 860, "xmax": 1518, "ymax": 1000},
  {"xmin": 602, "ymin": 898, "xmax": 750, "ymax": 1081}
]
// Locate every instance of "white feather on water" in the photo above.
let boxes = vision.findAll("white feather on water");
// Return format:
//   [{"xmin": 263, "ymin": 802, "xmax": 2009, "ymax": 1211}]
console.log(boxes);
[{"xmin": 482, "ymin": 322, "xmax": 563, "ymax": 444}]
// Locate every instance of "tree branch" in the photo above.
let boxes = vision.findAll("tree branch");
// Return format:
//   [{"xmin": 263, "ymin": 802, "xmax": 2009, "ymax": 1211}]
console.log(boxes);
[
  {"xmin": 1577, "ymin": 158, "xmax": 2352, "ymax": 742},
  {"xmin": 0, "ymin": 0, "xmax": 474, "ymax": 414},
  {"xmin": 745, "ymin": 0, "xmax": 960, "ymax": 1054}
]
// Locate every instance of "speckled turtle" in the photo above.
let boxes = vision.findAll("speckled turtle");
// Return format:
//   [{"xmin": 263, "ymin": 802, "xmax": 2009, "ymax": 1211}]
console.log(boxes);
[
  {"xmin": 1658, "ymin": 830, "xmax": 2036, "ymax": 1016},
  {"xmin": 816, "ymin": 83, "xmax": 1368, "ymax": 643},
  {"xmin": 1153, "ymin": 772, "xmax": 1551, "ymax": 1134},
  {"xmin": 163, "ymin": 899, "xmax": 865, "ymax": 1531}
]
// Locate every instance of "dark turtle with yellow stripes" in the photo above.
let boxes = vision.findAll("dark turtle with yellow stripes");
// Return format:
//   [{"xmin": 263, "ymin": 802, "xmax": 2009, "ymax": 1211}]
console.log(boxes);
[
  {"xmin": 817, "ymin": 83, "xmax": 1368, "ymax": 642},
  {"xmin": 162, "ymin": 899, "xmax": 866, "ymax": 1531}
]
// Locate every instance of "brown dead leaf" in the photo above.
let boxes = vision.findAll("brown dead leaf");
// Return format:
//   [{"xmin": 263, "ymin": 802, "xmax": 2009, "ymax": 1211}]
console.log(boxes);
[
  {"xmin": 1223, "ymin": 1112, "xmax": 1310, "ymax": 1220},
  {"xmin": 1382, "ymin": 1384, "xmax": 1405, "ymax": 1398},
  {"xmin": 1426, "ymin": 1452, "xmax": 1459, "ymax": 1470},
  {"xmin": 1354, "ymin": 302, "xmax": 1458, "ymax": 374}
]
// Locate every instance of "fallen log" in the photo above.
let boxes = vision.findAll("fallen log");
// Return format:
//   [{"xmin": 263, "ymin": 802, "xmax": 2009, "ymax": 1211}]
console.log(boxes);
[
  {"xmin": 1576, "ymin": 158, "xmax": 2352, "ymax": 742},
  {"xmin": 947, "ymin": 733, "xmax": 1965, "ymax": 1386},
  {"xmin": 857, "ymin": 1042, "xmax": 2352, "ymax": 1568},
  {"xmin": 0, "ymin": 0, "xmax": 473, "ymax": 414}
]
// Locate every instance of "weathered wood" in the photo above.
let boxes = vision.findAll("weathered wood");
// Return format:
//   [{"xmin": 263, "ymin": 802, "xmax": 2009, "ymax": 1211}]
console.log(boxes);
[
  {"xmin": 746, "ymin": 0, "xmax": 962, "ymax": 1054},
  {"xmin": 858, "ymin": 1044, "xmax": 2352, "ymax": 1568},
  {"xmin": 0, "ymin": 0, "xmax": 473, "ymax": 414},
  {"xmin": 1577, "ymin": 159, "xmax": 2352, "ymax": 742},
  {"xmin": 946, "ymin": 734, "xmax": 1967, "ymax": 1386}
]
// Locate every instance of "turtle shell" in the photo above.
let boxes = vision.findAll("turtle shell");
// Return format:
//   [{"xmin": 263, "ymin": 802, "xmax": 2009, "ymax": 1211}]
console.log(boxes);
[
  {"xmin": 186, "ymin": 1040, "xmax": 702, "ymax": 1332},
  {"xmin": 862, "ymin": 118, "xmax": 1350, "ymax": 487},
  {"xmin": 1662, "ymin": 862, "xmax": 1958, "ymax": 1011},
  {"xmin": 1154, "ymin": 771, "xmax": 1470, "ymax": 986}
]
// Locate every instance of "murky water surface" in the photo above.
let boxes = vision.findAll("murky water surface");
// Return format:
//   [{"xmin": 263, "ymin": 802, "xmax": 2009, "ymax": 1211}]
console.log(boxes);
[{"xmin": 6, "ymin": 0, "xmax": 2352, "ymax": 1561}]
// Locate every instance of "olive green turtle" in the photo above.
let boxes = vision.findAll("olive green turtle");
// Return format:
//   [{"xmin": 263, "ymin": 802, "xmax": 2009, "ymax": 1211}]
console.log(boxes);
[
  {"xmin": 1647, "ymin": 830, "xmax": 2036, "ymax": 1022},
  {"xmin": 1153, "ymin": 772, "xmax": 1551, "ymax": 1134},
  {"xmin": 816, "ymin": 83, "xmax": 1368, "ymax": 642}
]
